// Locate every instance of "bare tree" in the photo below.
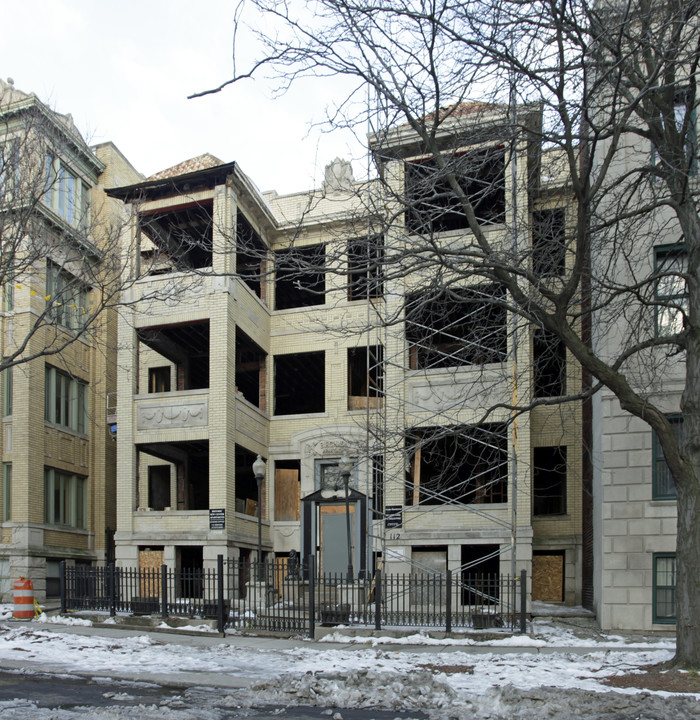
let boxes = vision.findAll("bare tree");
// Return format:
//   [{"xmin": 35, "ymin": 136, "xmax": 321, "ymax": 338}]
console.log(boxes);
[{"xmin": 194, "ymin": 0, "xmax": 700, "ymax": 666}]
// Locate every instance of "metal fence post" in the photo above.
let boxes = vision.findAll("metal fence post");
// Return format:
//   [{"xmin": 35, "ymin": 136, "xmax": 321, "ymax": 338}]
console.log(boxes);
[
  {"xmin": 59, "ymin": 560, "xmax": 66, "ymax": 614},
  {"xmin": 217, "ymin": 554, "xmax": 225, "ymax": 635},
  {"xmin": 374, "ymin": 568, "xmax": 381, "ymax": 631},
  {"xmin": 446, "ymin": 569, "xmax": 452, "ymax": 633},
  {"xmin": 109, "ymin": 563, "xmax": 116, "ymax": 617},
  {"xmin": 161, "ymin": 564, "xmax": 168, "ymax": 619},
  {"xmin": 308, "ymin": 555, "xmax": 315, "ymax": 640},
  {"xmin": 520, "ymin": 568, "xmax": 527, "ymax": 634}
]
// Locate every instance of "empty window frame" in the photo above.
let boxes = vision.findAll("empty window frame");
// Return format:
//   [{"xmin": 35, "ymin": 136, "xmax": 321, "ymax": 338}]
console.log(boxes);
[
  {"xmin": 405, "ymin": 147, "xmax": 506, "ymax": 234},
  {"xmin": 533, "ymin": 328, "xmax": 566, "ymax": 397},
  {"xmin": 235, "ymin": 445, "xmax": 264, "ymax": 517},
  {"xmin": 653, "ymin": 553, "xmax": 676, "ymax": 623},
  {"xmin": 373, "ymin": 454, "xmax": 385, "ymax": 518},
  {"xmin": 348, "ymin": 345, "xmax": 384, "ymax": 410},
  {"xmin": 532, "ymin": 446, "xmax": 567, "ymax": 515},
  {"xmin": 45, "ymin": 365, "xmax": 87, "ymax": 434},
  {"xmin": 405, "ymin": 424, "xmax": 508, "ymax": 506},
  {"xmin": 532, "ymin": 209, "xmax": 566, "ymax": 277},
  {"xmin": 148, "ymin": 465, "xmax": 171, "ymax": 511},
  {"xmin": 348, "ymin": 235, "xmax": 383, "ymax": 300},
  {"xmin": 46, "ymin": 261, "xmax": 89, "ymax": 331},
  {"xmin": 655, "ymin": 245, "xmax": 687, "ymax": 336},
  {"xmin": 274, "ymin": 351, "xmax": 325, "ymax": 415},
  {"xmin": 236, "ymin": 328, "xmax": 266, "ymax": 409},
  {"xmin": 275, "ymin": 244, "xmax": 325, "ymax": 310},
  {"xmin": 237, "ymin": 210, "xmax": 265, "ymax": 298},
  {"xmin": 44, "ymin": 467, "xmax": 87, "ymax": 529},
  {"xmin": 652, "ymin": 415, "xmax": 682, "ymax": 500},
  {"xmin": 138, "ymin": 200, "xmax": 214, "ymax": 272},
  {"xmin": 406, "ymin": 285, "xmax": 507, "ymax": 369},
  {"xmin": 148, "ymin": 366, "xmax": 171, "ymax": 393},
  {"xmin": 652, "ymin": 92, "xmax": 697, "ymax": 175}
]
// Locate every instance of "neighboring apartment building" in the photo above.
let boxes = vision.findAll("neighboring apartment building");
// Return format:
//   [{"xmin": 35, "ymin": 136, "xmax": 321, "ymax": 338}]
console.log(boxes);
[
  {"xmin": 0, "ymin": 79, "xmax": 141, "ymax": 601},
  {"xmin": 108, "ymin": 102, "xmax": 586, "ymax": 607}
]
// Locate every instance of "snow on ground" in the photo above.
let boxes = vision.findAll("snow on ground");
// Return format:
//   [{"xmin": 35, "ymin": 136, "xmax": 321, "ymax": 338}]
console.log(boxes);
[{"xmin": 0, "ymin": 603, "xmax": 696, "ymax": 719}]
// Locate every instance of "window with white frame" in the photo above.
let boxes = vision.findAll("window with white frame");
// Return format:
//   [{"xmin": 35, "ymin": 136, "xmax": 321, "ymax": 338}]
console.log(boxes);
[
  {"xmin": 654, "ymin": 246, "xmax": 687, "ymax": 336},
  {"xmin": 46, "ymin": 261, "xmax": 88, "ymax": 331},
  {"xmin": 44, "ymin": 467, "xmax": 87, "ymax": 529},
  {"xmin": 653, "ymin": 553, "xmax": 676, "ymax": 624},
  {"xmin": 45, "ymin": 365, "xmax": 87, "ymax": 434},
  {"xmin": 44, "ymin": 154, "xmax": 91, "ymax": 227},
  {"xmin": 0, "ymin": 140, "xmax": 20, "ymax": 200}
]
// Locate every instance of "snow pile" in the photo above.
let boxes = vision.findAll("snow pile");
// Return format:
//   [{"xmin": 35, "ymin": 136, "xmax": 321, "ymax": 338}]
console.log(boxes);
[
  {"xmin": 233, "ymin": 668, "xmax": 459, "ymax": 711},
  {"xmin": 35, "ymin": 613, "xmax": 93, "ymax": 627}
]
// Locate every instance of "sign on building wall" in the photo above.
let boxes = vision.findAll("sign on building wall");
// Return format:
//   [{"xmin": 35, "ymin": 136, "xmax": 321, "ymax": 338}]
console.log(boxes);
[
  {"xmin": 209, "ymin": 509, "xmax": 225, "ymax": 530},
  {"xmin": 385, "ymin": 505, "xmax": 402, "ymax": 528}
]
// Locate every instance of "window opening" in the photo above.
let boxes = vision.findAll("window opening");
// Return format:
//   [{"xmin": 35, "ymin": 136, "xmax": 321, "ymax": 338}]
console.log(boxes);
[
  {"xmin": 405, "ymin": 424, "xmax": 508, "ymax": 506},
  {"xmin": 348, "ymin": 235, "xmax": 383, "ymax": 300},
  {"xmin": 532, "ymin": 446, "xmax": 567, "ymax": 515},
  {"xmin": 532, "ymin": 209, "xmax": 566, "ymax": 277},
  {"xmin": 533, "ymin": 328, "xmax": 566, "ymax": 397},
  {"xmin": 46, "ymin": 261, "xmax": 89, "ymax": 331},
  {"xmin": 148, "ymin": 366, "xmax": 171, "ymax": 393},
  {"xmin": 655, "ymin": 245, "xmax": 687, "ymax": 336},
  {"xmin": 138, "ymin": 200, "xmax": 214, "ymax": 274},
  {"xmin": 405, "ymin": 147, "xmax": 505, "ymax": 234},
  {"xmin": 653, "ymin": 553, "xmax": 676, "ymax": 623},
  {"xmin": 275, "ymin": 459, "xmax": 301, "ymax": 522},
  {"xmin": 235, "ymin": 445, "xmax": 264, "ymax": 516},
  {"xmin": 348, "ymin": 345, "xmax": 383, "ymax": 410},
  {"xmin": 406, "ymin": 285, "xmax": 507, "ymax": 369},
  {"xmin": 274, "ymin": 351, "xmax": 325, "ymax": 415},
  {"xmin": 274, "ymin": 244, "xmax": 325, "ymax": 310},
  {"xmin": 652, "ymin": 415, "xmax": 682, "ymax": 499},
  {"xmin": 45, "ymin": 366, "xmax": 87, "ymax": 434},
  {"xmin": 148, "ymin": 465, "xmax": 171, "ymax": 510},
  {"xmin": 236, "ymin": 328, "xmax": 266, "ymax": 409},
  {"xmin": 236, "ymin": 210, "xmax": 266, "ymax": 298},
  {"xmin": 44, "ymin": 467, "xmax": 87, "ymax": 529}
]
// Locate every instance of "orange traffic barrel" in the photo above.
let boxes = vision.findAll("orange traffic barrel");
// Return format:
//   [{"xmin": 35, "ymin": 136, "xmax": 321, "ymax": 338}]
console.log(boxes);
[{"xmin": 13, "ymin": 577, "xmax": 34, "ymax": 620}]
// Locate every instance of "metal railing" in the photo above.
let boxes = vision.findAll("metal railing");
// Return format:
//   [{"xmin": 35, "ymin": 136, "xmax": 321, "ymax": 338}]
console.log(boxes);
[{"xmin": 61, "ymin": 558, "xmax": 527, "ymax": 636}]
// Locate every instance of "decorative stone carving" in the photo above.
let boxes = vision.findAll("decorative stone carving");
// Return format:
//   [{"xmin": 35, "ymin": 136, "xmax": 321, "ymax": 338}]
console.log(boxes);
[
  {"xmin": 137, "ymin": 400, "xmax": 208, "ymax": 430},
  {"xmin": 323, "ymin": 158, "xmax": 355, "ymax": 193}
]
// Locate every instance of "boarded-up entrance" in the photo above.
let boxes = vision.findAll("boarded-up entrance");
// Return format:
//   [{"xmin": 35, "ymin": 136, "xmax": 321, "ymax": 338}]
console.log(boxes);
[
  {"xmin": 532, "ymin": 553, "xmax": 565, "ymax": 601},
  {"xmin": 138, "ymin": 548, "xmax": 163, "ymax": 597}
]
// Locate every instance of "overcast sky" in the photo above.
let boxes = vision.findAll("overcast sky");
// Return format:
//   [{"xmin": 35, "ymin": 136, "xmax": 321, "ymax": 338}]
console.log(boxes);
[{"xmin": 0, "ymin": 0, "xmax": 366, "ymax": 195}]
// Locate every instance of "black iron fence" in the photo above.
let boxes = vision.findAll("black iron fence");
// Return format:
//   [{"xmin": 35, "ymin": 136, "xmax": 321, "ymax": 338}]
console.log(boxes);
[{"xmin": 61, "ymin": 558, "xmax": 526, "ymax": 637}]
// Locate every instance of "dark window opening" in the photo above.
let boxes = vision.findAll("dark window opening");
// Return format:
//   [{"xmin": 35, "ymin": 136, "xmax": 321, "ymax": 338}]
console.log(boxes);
[
  {"xmin": 373, "ymin": 455, "xmax": 384, "ymax": 518},
  {"xmin": 406, "ymin": 147, "xmax": 505, "ymax": 234},
  {"xmin": 348, "ymin": 346, "xmax": 384, "ymax": 410},
  {"xmin": 653, "ymin": 553, "xmax": 676, "ymax": 623},
  {"xmin": 237, "ymin": 210, "xmax": 265, "ymax": 298},
  {"xmin": 137, "ymin": 321, "xmax": 210, "ymax": 391},
  {"xmin": 533, "ymin": 446, "xmax": 567, "ymax": 515},
  {"xmin": 405, "ymin": 424, "xmax": 508, "ymax": 506},
  {"xmin": 461, "ymin": 544, "xmax": 500, "ymax": 605},
  {"xmin": 533, "ymin": 209, "xmax": 566, "ymax": 277},
  {"xmin": 235, "ymin": 445, "xmax": 265, "ymax": 517},
  {"xmin": 275, "ymin": 459, "xmax": 300, "ymax": 522},
  {"xmin": 406, "ymin": 285, "xmax": 507, "ymax": 369},
  {"xmin": 533, "ymin": 328, "xmax": 566, "ymax": 397},
  {"xmin": 348, "ymin": 236, "xmax": 384, "ymax": 300},
  {"xmin": 236, "ymin": 329, "xmax": 266, "ymax": 409},
  {"xmin": 148, "ymin": 366, "xmax": 171, "ymax": 394},
  {"xmin": 652, "ymin": 415, "xmax": 682, "ymax": 499},
  {"xmin": 176, "ymin": 546, "xmax": 203, "ymax": 599},
  {"xmin": 139, "ymin": 200, "xmax": 213, "ymax": 274},
  {"xmin": 275, "ymin": 244, "xmax": 325, "ymax": 310},
  {"xmin": 274, "ymin": 351, "xmax": 325, "ymax": 415},
  {"xmin": 148, "ymin": 465, "xmax": 171, "ymax": 510}
]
